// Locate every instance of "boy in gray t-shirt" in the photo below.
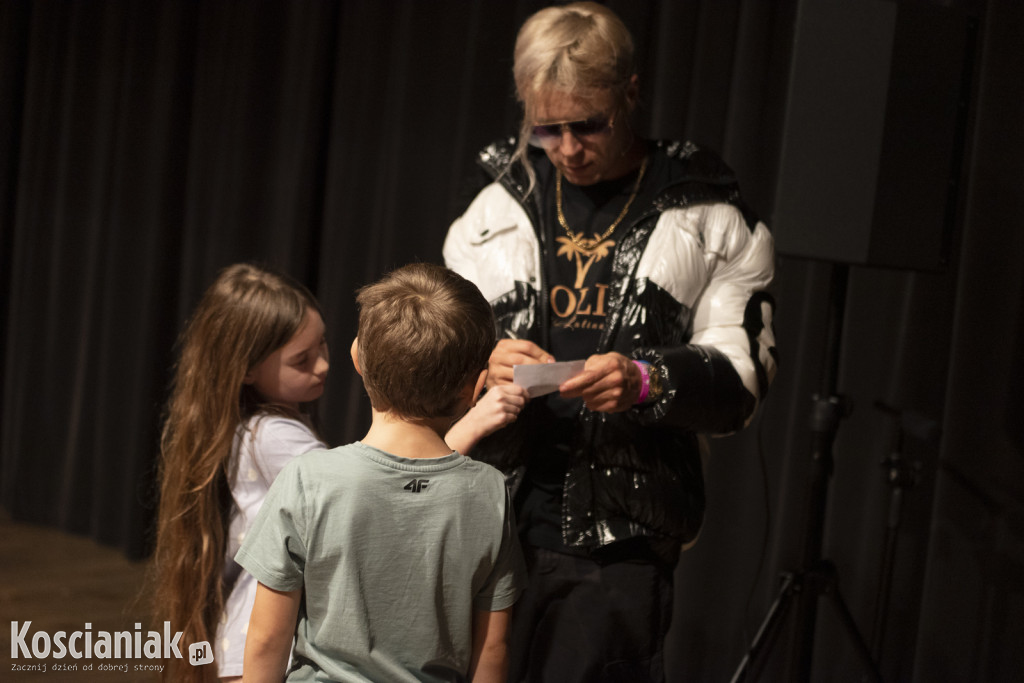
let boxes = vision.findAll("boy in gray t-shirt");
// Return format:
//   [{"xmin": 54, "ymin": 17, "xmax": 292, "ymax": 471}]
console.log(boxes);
[{"xmin": 237, "ymin": 263, "xmax": 526, "ymax": 683}]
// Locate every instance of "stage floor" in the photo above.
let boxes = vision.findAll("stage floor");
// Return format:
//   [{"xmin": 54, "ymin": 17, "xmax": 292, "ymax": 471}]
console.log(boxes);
[{"xmin": 1, "ymin": 509, "xmax": 158, "ymax": 681}]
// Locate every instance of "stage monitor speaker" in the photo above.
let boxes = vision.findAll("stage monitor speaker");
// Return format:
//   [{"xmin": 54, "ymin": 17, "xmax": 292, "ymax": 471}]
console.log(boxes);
[{"xmin": 772, "ymin": 0, "xmax": 977, "ymax": 271}]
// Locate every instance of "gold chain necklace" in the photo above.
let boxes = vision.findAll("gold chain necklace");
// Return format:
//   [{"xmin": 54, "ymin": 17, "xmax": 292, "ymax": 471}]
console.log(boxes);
[{"xmin": 556, "ymin": 154, "xmax": 648, "ymax": 254}]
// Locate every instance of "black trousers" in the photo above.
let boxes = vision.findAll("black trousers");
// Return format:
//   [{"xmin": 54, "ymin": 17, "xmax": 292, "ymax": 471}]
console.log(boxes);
[{"xmin": 508, "ymin": 544, "xmax": 675, "ymax": 683}]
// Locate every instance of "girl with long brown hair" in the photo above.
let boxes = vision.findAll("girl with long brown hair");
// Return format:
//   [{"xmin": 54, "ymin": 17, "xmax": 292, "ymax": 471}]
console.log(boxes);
[{"xmin": 152, "ymin": 263, "xmax": 329, "ymax": 682}]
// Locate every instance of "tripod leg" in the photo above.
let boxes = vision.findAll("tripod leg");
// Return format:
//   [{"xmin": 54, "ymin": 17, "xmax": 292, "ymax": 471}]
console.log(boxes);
[
  {"xmin": 824, "ymin": 584, "xmax": 884, "ymax": 682},
  {"xmin": 730, "ymin": 572, "xmax": 800, "ymax": 683},
  {"xmin": 871, "ymin": 486, "xmax": 902, "ymax": 660}
]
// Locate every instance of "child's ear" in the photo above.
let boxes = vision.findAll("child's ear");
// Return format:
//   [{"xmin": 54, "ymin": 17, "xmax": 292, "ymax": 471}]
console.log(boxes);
[
  {"xmin": 456, "ymin": 369, "xmax": 488, "ymax": 411},
  {"xmin": 471, "ymin": 368, "xmax": 488, "ymax": 404},
  {"xmin": 350, "ymin": 338, "xmax": 362, "ymax": 376}
]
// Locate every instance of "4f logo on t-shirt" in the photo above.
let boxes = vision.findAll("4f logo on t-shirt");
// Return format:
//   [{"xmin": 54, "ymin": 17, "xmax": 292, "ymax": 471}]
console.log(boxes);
[{"xmin": 404, "ymin": 479, "xmax": 430, "ymax": 493}]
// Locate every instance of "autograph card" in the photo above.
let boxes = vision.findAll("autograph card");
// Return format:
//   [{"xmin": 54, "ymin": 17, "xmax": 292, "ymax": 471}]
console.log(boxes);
[{"xmin": 513, "ymin": 360, "xmax": 586, "ymax": 397}]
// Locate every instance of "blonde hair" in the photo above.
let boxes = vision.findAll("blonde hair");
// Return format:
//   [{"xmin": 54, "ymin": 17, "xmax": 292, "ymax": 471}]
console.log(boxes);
[
  {"xmin": 152, "ymin": 263, "xmax": 321, "ymax": 683},
  {"xmin": 356, "ymin": 263, "xmax": 495, "ymax": 420},
  {"xmin": 511, "ymin": 2, "xmax": 635, "ymax": 192}
]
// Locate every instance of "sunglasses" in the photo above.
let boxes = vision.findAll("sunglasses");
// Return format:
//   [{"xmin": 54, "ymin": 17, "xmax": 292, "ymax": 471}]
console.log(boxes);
[{"xmin": 528, "ymin": 115, "xmax": 613, "ymax": 148}]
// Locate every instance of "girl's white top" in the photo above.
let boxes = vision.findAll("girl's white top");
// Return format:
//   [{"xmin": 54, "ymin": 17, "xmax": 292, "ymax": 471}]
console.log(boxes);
[{"xmin": 217, "ymin": 414, "xmax": 326, "ymax": 677}]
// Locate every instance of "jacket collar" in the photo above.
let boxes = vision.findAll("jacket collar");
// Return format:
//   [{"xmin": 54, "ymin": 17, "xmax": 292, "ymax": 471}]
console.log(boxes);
[{"xmin": 478, "ymin": 138, "xmax": 758, "ymax": 231}]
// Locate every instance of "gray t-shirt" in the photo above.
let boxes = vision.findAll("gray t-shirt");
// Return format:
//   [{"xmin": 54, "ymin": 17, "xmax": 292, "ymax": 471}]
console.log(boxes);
[{"xmin": 235, "ymin": 441, "xmax": 526, "ymax": 683}]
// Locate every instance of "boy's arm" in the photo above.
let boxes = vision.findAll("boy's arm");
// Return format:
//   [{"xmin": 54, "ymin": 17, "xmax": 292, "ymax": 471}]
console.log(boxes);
[
  {"xmin": 467, "ymin": 607, "xmax": 512, "ymax": 683},
  {"xmin": 445, "ymin": 385, "xmax": 527, "ymax": 454},
  {"xmin": 242, "ymin": 582, "xmax": 301, "ymax": 683}
]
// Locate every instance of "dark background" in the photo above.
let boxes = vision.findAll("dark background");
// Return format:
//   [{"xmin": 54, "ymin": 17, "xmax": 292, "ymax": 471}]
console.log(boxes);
[{"xmin": 2, "ymin": 1, "xmax": 1022, "ymax": 681}]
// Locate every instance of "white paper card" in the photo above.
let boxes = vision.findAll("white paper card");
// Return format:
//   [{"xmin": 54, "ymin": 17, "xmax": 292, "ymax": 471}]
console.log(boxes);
[{"xmin": 513, "ymin": 360, "xmax": 586, "ymax": 397}]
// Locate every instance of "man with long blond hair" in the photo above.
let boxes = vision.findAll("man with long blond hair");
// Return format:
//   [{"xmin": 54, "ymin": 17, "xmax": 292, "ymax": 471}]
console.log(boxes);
[{"xmin": 444, "ymin": 3, "xmax": 778, "ymax": 681}]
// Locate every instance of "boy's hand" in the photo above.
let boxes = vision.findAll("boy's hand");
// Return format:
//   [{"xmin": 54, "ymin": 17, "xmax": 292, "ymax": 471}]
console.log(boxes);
[
  {"xmin": 558, "ymin": 352, "xmax": 642, "ymax": 413},
  {"xmin": 446, "ymin": 384, "xmax": 528, "ymax": 454},
  {"xmin": 487, "ymin": 339, "xmax": 554, "ymax": 387},
  {"xmin": 473, "ymin": 384, "xmax": 529, "ymax": 430}
]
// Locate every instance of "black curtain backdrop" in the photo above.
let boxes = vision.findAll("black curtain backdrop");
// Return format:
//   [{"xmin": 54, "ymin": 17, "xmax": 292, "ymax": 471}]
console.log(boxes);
[{"xmin": 2, "ymin": 1, "xmax": 1022, "ymax": 681}]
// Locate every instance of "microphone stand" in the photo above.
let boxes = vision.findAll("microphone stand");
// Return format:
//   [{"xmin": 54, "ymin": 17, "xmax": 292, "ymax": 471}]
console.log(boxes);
[{"xmin": 731, "ymin": 263, "xmax": 882, "ymax": 683}]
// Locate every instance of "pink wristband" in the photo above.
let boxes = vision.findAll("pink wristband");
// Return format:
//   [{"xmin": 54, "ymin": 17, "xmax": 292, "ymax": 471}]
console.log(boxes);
[{"xmin": 633, "ymin": 360, "xmax": 650, "ymax": 404}]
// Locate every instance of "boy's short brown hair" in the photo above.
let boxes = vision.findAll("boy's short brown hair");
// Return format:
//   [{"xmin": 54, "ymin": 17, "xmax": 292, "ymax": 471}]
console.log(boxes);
[{"xmin": 356, "ymin": 262, "xmax": 496, "ymax": 419}]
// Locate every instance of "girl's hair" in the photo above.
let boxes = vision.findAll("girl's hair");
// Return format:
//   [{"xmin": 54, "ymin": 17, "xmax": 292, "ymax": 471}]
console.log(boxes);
[
  {"xmin": 510, "ymin": 2, "xmax": 636, "ymax": 194},
  {"xmin": 356, "ymin": 262, "xmax": 495, "ymax": 420},
  {"xmin": 151, "ymin": 263, "xmax": 321, "ymax": 682}
]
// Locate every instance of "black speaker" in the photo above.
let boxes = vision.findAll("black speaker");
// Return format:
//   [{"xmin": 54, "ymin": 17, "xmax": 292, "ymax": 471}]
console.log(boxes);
[{"xmin": 772, "ymin": 0, "xmax": 977, "ymax": 271}]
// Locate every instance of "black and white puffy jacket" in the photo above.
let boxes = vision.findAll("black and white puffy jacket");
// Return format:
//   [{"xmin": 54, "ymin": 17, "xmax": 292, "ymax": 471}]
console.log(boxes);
[{"xmin": 443, "ymin": 139, "xmax": 777, "ymax": 557}]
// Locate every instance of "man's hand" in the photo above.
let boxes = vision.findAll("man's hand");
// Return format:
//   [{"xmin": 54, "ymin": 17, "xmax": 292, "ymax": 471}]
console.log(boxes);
[
  {"xmin": 559, "ymin": 352, "xmax": 642, "ymax": 413},
  {"xmin": 487, "ymin": 339, "xmax": 554, "ymax": 387}
]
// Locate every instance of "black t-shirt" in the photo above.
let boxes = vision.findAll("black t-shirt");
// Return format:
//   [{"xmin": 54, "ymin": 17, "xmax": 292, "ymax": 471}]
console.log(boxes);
[{"xmin": 518, "ymin": 148, "xmax": 668, "ymax": 552}]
